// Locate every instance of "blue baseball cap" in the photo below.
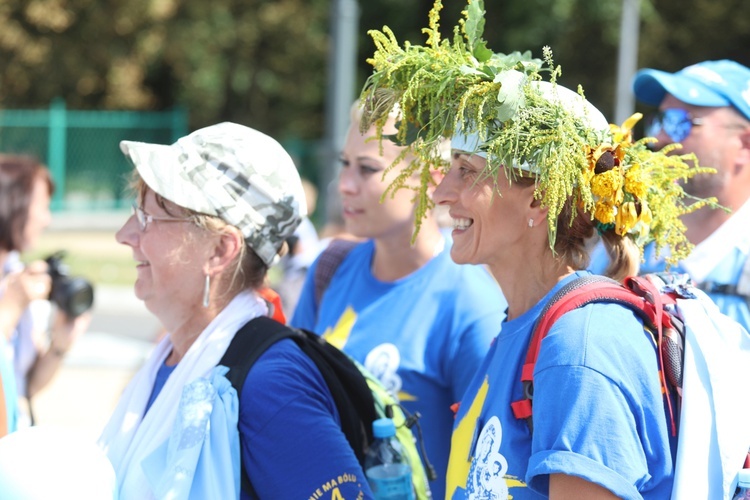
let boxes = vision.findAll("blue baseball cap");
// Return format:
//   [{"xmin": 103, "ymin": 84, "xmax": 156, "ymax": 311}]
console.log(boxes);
[{"xmin": 632, "ymin": 60, "xmax": 750, "ymax": 121}]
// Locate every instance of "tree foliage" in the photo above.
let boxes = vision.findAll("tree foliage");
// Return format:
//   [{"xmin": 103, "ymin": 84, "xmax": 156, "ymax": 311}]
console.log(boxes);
[
  {"xmin": 356, "ymin": 0, "xmax": 750, "ymax": 120},
  {"xmin": 0, "ymin": 0, "xmax": 329, "ymax": 138},
  {"xmin": 0, "ymin": 0, "xmax": 748, "ymax": 142}
]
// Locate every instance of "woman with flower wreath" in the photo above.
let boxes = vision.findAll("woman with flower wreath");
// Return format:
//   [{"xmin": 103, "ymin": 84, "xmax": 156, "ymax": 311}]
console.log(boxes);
[{"xmin": 358, "ymin": 1, "xmax": 719, "ymax": 498}]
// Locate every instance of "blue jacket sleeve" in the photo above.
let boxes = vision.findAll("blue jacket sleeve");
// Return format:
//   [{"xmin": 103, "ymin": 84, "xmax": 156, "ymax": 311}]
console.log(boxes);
[{"xmin": 238, "ymin": 339, "xmax": 372, "ymax": 499}]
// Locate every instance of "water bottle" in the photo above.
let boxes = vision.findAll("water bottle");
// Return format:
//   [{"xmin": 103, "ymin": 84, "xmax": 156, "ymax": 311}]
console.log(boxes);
[
  {"xmin": 364, "ymin": 418, "xmax": 415, "ymax": 500},
  {"xmin": 734, "ymin": 469, "xmax": 750, "ymax": 500}
]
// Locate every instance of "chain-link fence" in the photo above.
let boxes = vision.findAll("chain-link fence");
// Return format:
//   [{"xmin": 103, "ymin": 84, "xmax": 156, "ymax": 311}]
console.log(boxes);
[{"xmin": 0, "ymin": 98, "xmax": 188, "ymax": 211}]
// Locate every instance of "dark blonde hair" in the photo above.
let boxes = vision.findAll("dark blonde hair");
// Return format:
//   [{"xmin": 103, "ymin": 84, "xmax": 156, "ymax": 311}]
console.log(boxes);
[
  {"xmin": 513, "ymin": 172, "xmax": 639, "ymax": 281},
  {"xmin": 553, "ymin": 194, "xmax": 639, "ymax": 281}
]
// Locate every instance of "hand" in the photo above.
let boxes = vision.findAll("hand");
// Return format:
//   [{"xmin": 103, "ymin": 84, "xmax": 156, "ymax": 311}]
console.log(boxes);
[
  {"xmin": 3, "ymin": 261, "xmax": 52, "ymax": 308},
  {"xmin": 48, "ymin": 310, "xmax": 92, "ymax": 355}
]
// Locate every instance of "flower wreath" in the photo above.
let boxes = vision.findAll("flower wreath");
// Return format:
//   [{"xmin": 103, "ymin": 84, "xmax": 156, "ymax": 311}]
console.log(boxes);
[{"xmin": 360, "ymin": 0, "xmax": 720, "ymax": 265}]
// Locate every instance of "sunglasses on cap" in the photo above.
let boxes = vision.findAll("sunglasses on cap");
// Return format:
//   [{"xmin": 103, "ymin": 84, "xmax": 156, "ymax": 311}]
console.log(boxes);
[{"xmin": 644, "ymin": 108, "xmax": 704, "ymax": 143}]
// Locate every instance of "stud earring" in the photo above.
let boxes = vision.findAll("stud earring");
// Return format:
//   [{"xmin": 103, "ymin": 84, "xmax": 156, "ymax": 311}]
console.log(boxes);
[
  {"xmin": 528, "ymin": 218, "xmax": 534, "ymax": 228},
  {"xmin": 202, "ymin": 274, "xmax": 210, "ymax": 308}
]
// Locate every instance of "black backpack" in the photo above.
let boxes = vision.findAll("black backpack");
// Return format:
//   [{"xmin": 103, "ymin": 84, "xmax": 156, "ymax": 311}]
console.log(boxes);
[{"xmin": 218, "ymin": 315, "xmax": 434, "ymax": 498}]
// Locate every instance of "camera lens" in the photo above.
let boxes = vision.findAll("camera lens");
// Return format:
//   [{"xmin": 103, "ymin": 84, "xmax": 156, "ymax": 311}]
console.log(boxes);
[
  {"xmin": 45, "ymin": 251, "xmax": 95, "ymax": 318},
  {"xmin": 50, "ymin": 277, "xmax": 94, "ymax": 318}
]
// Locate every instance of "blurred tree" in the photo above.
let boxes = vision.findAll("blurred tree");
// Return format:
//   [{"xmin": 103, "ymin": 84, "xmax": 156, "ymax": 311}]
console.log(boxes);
[
  {"xmin": 0, "ymin": 0, "xmax": 329, "ymax": 138},
  {"xmin": 155, "ymin": 0, "xmax": 329, "ymax": 135},
  {"xmin": 355, "ymin": 0, "xmax": 750, "ymax": 121},
  {"xmin": 0, "ymin": 0, "xmax": 748, "ymax": 141}
]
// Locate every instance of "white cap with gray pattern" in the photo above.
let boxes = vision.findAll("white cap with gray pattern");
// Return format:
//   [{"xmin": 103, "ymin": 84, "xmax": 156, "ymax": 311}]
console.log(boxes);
[{"xmin": 120, "ymin": 122, "xmax": 307, "ymax": 266}]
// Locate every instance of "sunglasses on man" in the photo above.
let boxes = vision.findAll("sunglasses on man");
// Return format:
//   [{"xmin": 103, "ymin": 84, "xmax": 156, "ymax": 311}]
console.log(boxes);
[
  {"xmin": 646, "ymin": 108, "xmax": 748, "ymax": 143},
  {"xmin": 645, "ymin": 109, "xmax": 704, "ymax": 143}
]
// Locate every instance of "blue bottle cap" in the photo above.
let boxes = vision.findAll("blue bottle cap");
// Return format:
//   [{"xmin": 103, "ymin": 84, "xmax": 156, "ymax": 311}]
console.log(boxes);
[{"xmin": 372, "ymin": 418, "xmax": 396, "ymax": 439}]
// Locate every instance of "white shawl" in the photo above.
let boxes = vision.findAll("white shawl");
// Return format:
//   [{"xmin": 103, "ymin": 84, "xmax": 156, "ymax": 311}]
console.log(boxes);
[
  {"xmin": 98, "ymin": 291, "xmax": 267, "ymax": 499},
  {"xmin": 670, "ymin": 290, "xmax": 750, "ymax": 499}
]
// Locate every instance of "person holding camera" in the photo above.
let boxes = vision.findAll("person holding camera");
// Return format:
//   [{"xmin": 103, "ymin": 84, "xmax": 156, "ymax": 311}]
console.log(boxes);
[{"xmin": 0, "ymin": 154, "xmax": 91, "ymax": 429}]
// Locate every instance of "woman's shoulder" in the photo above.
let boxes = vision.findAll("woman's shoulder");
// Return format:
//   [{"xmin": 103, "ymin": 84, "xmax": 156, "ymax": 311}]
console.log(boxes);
[
  {"xmin": 245, "ymin": 337, "xmax": 321, "ymax": 384},
  {"xmin": 542, "ymin": 302, "xmax": 653, "ymax": 371}
]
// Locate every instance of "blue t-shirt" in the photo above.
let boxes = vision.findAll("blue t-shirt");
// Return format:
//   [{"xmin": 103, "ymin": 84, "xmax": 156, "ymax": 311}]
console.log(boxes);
[
  {"xmin": 589, "ymin": 241, "xmax": 750, "ymax": 331},
  {"xmin": 447, "ymin": 271, "xmax": 675, "ymax": 499},
  {"xmin": 240, "ymin": 338, "xmax": 372, "ymax": 499},
  {"xmin": 145, "ymin": 338, "xmax": 372, "ymax": 499},
  {"xmin": 144, "ymin": 362, "xmax": 177, "ymax": 414},
  {"xmin": 291, "ymin": 240, "xmax": 506, "ymax": 500}
]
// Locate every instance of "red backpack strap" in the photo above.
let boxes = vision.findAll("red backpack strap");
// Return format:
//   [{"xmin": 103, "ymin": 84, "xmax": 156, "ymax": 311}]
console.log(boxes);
[
  {"xmin": 625, "ymin": 275, "xmax": 682, "ymax": 435},
  {"xmin": 511, "ymin": 275, "xmax": 657, "ymax": 432},
  {"xmin": 258, "ymin": 286, "xmax": 287, "ymax": 324}
]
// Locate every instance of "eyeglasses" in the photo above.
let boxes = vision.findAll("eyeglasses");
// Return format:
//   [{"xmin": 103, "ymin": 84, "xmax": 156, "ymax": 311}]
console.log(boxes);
[
  {"xmin": 131, "ymin": 202, "xmax": 190, "ymax": 232},
  {"xmin": 645, "ymin": 108, "xmax": 704, "ymax": 143}
]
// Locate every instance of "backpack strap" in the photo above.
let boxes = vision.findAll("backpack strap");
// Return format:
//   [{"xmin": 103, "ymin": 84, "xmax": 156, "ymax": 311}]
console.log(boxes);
[
  {"xmin": 219, "ymin": 316, "xmax": 298, "ymax": 497},
  {"xmin": 510, "ymin": 275, "xmax": 680, "ymax": 434},
  {"xmin": 220, "ymin": 315, "xmax": 296, "ymax": 392},
  {"xmin": 219, "ymin": 315, "xmax": 377, "ymax": 497},
  {"xmin": 697, "ymin": 253, "xmax": 750, "ymax": 307},
  {"xmin": 256, "ymin": 286, "xmax": 286, "ymax": 324},
  {"xmin": 313, "ymin": 238, "xmax": 359, "ymax": 307},
  {"xmin": 291, "ymin": 326, "xmax": 377, "ymax": 461}
]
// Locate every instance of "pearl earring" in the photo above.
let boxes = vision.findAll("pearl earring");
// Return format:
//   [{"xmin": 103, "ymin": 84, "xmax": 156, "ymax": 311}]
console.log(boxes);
[{"xmin": 528, "ymin": 218, "xmax": 534, "ymax": 228}]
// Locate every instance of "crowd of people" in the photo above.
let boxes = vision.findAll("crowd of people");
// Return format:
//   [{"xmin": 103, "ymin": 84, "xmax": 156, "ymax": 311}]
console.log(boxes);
[{"xmin": 0, "ymin": 1, "xmax": 748, "ymax": 498}]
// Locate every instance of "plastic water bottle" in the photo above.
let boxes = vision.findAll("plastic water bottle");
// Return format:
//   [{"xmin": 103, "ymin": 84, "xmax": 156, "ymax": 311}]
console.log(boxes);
[
  {"xmin": 364, "ymin": 418, "xmax": 415, "ymax": 500},
  {"xmin": 734, "ymin": 469, "xmax": 750, "ymax": 499}
]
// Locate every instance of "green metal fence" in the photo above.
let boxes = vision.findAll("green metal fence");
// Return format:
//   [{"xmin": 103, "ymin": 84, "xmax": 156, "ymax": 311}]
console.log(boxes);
[{"xmin": 0, "ymin": 98, "xmax": 188, "ymax": 211}]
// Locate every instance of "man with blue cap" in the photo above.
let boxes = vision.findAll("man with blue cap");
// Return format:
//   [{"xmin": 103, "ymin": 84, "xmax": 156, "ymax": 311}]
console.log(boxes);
[{"xmin": 592, "ymin": 60, "xmax": 750, "ymax": 329}]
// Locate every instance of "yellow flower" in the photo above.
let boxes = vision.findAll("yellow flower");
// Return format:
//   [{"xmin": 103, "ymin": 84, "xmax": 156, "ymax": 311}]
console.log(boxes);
[
  {"xmin": 610, "ymin": 113, "xmax": 643, "ymax": 145},
  {"xmin": 594, "ymin": 201, "xmax": 616, "ymax": 224},
  {"xmin": 586, "ymin": 143, "xmax": 618, "ymax": 176},
  {"xmin": 613, "ymin": 142, "xmax": 627, "ymax": 163},
  {"xmin": 624, "ymin": 163, "xmax": 648, "ymax": 199},
  {"xmin": 591, "ymin": 168, "xmax": 623, "ymax": 200},
  {"xmin": 616, "ymin": 201, "xmax": 639, "ymax": 236},
  {"xmin": 634, "ymin": 202, "xmax": 653, "ymax": 243},
  {"xmin": 640, "ymin": 202, "xmax": 653, "ymax": 225}
]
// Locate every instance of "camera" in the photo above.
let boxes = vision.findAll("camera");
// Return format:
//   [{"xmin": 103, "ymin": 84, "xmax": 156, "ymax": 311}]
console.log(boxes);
[{"xmin": 44, "ymin": 251, "xmax": 95, "ymax": 318}]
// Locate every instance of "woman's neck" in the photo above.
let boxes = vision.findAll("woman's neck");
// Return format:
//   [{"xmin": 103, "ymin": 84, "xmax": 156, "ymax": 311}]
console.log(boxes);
[
  {"xmin": 370, "ymin": 222, "xmax": 444, "ymax": 282},
  {"xmin": 161, "ymin": 302, "xmax": 224, "ymax": 365},
  {"xmin": 489, "ymin": 248, "xmax": 575, "ymax": 321}
]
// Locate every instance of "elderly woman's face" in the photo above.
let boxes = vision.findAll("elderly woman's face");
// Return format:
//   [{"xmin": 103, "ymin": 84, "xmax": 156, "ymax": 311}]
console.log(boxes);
[
  {"xmin": 433, "ymin": 153, "xmax": 532, "ymax": 267},
  {"xmin": 115, "ymin": 189, "xmax": 210, "ymax": 314},
  {"xmin": 338, "ymin": 120, "xmax": 418, "ymax": 239}
]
